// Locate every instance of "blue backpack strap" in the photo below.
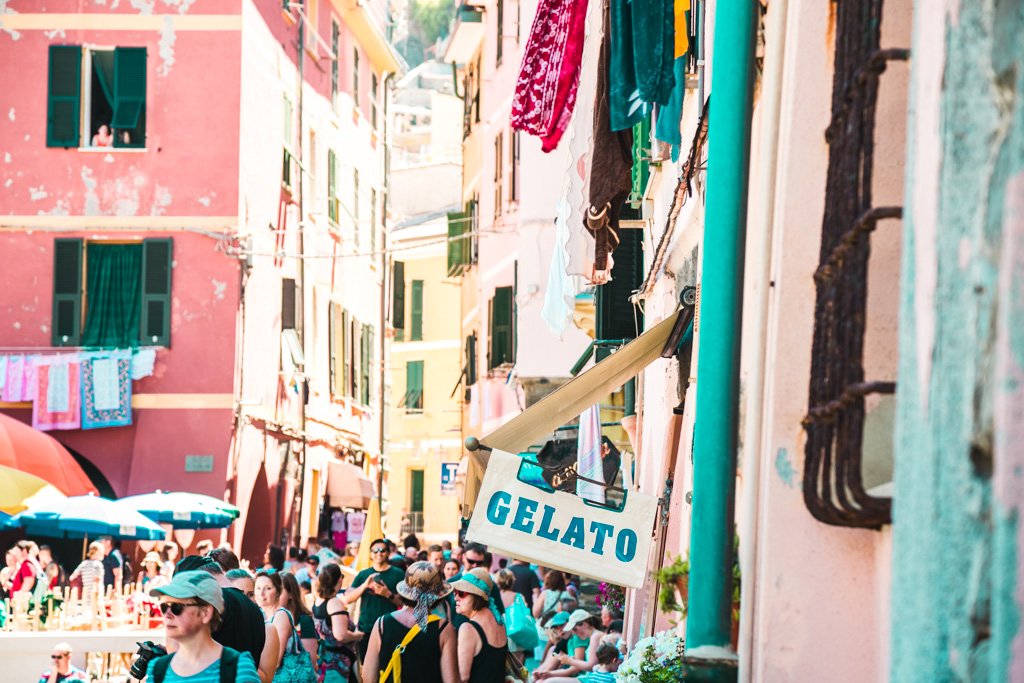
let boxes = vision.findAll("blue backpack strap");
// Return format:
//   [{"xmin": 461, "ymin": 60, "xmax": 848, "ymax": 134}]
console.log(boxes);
[
  {"xmin": 219, "ymin": 646, "xmax": 240, "ymax": 683},
  {"xmin": 151, "ymin": 654, "xmax": 173, "ymax": 683}
]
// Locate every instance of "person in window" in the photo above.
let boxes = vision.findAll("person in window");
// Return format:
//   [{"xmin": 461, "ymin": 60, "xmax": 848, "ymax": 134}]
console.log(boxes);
[
  {"xmin": 38, "ymin": 642, "xmax": 87, "ymax": 683},
  {"xmin": 91, "ymin": 124, "xmax": 113, "ymax": 148},
  {"xmin": 119, "ymin": 129, "xmax": 132, "ymax": 146}
]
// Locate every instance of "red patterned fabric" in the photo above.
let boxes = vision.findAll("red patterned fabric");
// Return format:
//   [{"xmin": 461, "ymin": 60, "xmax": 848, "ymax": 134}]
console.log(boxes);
[{"xmin": 510, "ymin": 0, "xmax": 590, "ymax": 152}]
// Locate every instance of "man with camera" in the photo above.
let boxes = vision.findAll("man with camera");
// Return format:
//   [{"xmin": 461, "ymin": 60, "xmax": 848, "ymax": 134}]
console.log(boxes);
[{"xmin": 342, "ymin": 537, "xmax": 404, "ymax": 660}]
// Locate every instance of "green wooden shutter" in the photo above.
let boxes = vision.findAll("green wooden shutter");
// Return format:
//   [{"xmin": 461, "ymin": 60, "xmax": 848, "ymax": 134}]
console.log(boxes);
[
  {"xmin": 47, "ymin": 46, "xmax": 82, "ymax": 148},
  {"xmin": 328, "ymin": 302, "xmax": 338, "ymax": 395},
  {"xmin": 360, "ymin": 323, "xmax": 371, "ymax": 405},
  {"xmin": 465, "ymin": 333, "xmax": 477, "ymax": 386},
  {"xmin": 406, "ymin": 360, "xmax": 423, "ymax": 410},
  {"xmin": 447, "ymin": 208, "xmax": 467, "ymax": 276},
  {"xmin": 52, "ymin": 238, "xmax": 83, "ymax": 345},
  {"xmin": 139, "ymin": 238, "xmax": 172, "ymax": 346},
  {"xmin": 410, "ymin": 469, "xmax": 424, "ymax": 512},
  {"xmin": 595, "ymin": 228, "xmax": 644, "ymax": 356},
  {"xmin": 367, "ymin": 325, "xmax": 375, "ymax": 404},
  {"xmin": 410, "ymin": 280, "xmax": 423, "ymax": 341},
  {"xmin": 327, "ymin": 150, "xmax": 338, "ymax": 223},
  {"xmin": 392, "ymin": 261, "xmax": 405, "ymax": 339},
  {"xmin": 629, "ymin": 116, "xmax": 651, "ymax": 207},
  {"xmin": 112, "ymin": 47, "xmax": 146, "ymax": 145},
  {"xmin": 349, "ymin": 315, "xmax": 359, "ymax": 399},
  {"xmin": 489, "ymin": 286, "xmax": 514, "ymax": 368},
  {"xmin": 341, "ymin": 309, "xmax": 351, "ymax": 397}
]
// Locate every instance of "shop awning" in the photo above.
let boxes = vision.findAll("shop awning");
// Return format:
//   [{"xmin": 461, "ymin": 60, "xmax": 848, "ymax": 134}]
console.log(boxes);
[
  {"xmin": 463, "ymin": 310, "xmax": 681, "ymax": 513},
  {"xmin": 326, "ymin": 459, "xmax": 375, "ymax": 509},
  {"xmin": 0, "ymin": 413, "xmax": 97, "ymax": 496}
]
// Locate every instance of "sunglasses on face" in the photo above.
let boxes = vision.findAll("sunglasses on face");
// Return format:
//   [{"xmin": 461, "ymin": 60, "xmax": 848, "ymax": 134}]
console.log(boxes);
[
  {"xmin": 464, "ymin": 557, "xmax": 485, "ymax": 566},
  {"xmin": 371, "ymin": 547, "xmax": 388, "ymax": 554},
  {"xmin": 454, "ymin": 590, "xmax": 469, "ymax": 598},
  {"xmin": 160, "ymin": 601, "xmax": 202, "ymax": 616},
  {"xmin": 51, "ymin": 654, "xmax": 67, "ymax": 660}
]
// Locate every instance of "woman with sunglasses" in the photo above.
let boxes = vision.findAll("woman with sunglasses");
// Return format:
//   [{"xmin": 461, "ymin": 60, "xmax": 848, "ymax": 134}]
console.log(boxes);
[
  {"xmin": 343, "ymin": 538, "xmax": 404, "ymax": 661},
  {"xmin": 451, "ymin": 568, "xmax": 508, "ymax": 683},
  {"xmin": 148, "ymin": 570, "xmax": 261, "ymax": 682}
]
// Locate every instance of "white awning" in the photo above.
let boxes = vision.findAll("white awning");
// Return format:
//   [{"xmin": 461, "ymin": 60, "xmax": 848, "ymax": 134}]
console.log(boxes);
[{"xmin": 463, "ymin": 311, "xmax": 680, "ymax": 513}]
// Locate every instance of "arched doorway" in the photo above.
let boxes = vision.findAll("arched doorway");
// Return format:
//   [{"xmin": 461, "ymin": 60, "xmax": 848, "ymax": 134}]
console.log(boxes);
[
  {"xmin": 61, "ymin": 444, "xmax": 117, "ymax": 499},
  {"xmin": 240, "ymin": 464, "xmax": 273, "ymax": 566}
]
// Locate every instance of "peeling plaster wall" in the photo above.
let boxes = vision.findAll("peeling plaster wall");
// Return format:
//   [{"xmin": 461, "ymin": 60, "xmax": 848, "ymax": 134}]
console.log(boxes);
[{"xmin": 892, "ymin": 0, "xmax": 1024, "ymax": 679}]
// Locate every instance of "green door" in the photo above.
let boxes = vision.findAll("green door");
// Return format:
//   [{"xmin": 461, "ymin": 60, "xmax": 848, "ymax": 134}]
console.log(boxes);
[{"xmin": 410, "ymin": 470, "xmax": 425, "ymax": 513}]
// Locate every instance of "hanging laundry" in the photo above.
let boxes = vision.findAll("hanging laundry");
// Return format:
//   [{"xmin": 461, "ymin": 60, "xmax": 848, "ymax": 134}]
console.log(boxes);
[
  {"xmin": 588, "ymin": 3, "xmax": 635, "ymax": 271},
  {"xmin": 32, "ymin": 357, "xmax": 81, "ymax": 431},
  {"xmin": 3, "ymin": 355, "xmax": 24, "ymax": 403},
  {"xmin": 674, "ymin": 0, "xmax": 690, "ymax": 59},
  {"xmin": 542, "ymin": 199, "xmax": 577, "ymax": 336},
  {"xmin": 510, "ymin": 0, "xmax": 590, "ymax": 152},
  {"xmin": 131, "ymin": 347, "xmax": 157, "ymax": 381},
  {"xmin": 631, "ymin": 0, "xmax": 676, "ymax": 105},
  {"xmin": 576, "ymin": 404, "xmax": 606, "ymax": 503},
  {"xmin": 655, "ymin": 57, "xmax": 689, "ymax": 162},
  {"xmin": 609, "ymin": 0, "xmax": 646, "ymax": 131},
  {"xmin": 81, "ymin": 352, "xmax": 132, "ymax": 430},
  {"xmin": 21, "ymin": 360, "xmax": 38, "ymax": 402},
  {"xmin": 0, "ymin": 355, "xmax": 6, "ymax": 392}
]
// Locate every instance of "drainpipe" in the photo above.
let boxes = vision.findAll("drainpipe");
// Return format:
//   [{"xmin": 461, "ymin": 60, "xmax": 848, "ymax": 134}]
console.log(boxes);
[
  {"xmin": 378, "ymin": 72, "xmax": 394, "ymax": 500},
  {"xmin": 295, "ymin": 14, "xmax": 308, "ymax": 548},
  {"xmin": 684, "ymin": 0, "xmax": 756, "ymax": 671},
  {"xmin": 736, "ymin": 0, "xmax": 787, "ymax": 678}
]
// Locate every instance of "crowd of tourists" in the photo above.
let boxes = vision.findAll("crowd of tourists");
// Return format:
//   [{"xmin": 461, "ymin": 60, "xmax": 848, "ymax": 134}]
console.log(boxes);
[{"xmin": 9, "ymin": 534, "xmax": 625, "ymax": 683}]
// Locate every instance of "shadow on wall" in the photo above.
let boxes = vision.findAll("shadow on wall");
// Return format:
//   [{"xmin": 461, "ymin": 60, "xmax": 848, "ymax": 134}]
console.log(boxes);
[{"xmin": 241, "ymin": 464, "xmax": 274, "ymax": 567}]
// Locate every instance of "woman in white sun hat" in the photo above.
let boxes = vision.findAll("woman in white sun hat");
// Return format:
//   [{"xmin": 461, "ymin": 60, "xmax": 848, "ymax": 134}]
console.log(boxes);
[{"xmin": 534, "ymin": 609, "xmax": 605, "ymax": 681}]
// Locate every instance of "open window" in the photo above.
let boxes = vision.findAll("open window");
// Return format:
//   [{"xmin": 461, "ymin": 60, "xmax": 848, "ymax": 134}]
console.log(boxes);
[
  {"xmin": 51, "ymin": 238, "xmax": 171, "ymax": 347},
  {"xmin": 47, "ymin": 45, "xmax": 147, "ymax": 149}
]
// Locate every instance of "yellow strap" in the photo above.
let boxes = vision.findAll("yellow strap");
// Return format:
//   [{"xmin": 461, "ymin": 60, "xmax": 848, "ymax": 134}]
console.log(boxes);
[{"xmin": 379, "ymin": 615, "xmax": 441, "ymax": 683}]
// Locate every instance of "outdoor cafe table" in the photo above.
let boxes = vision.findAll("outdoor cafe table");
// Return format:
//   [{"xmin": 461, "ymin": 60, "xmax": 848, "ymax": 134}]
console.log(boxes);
[{"xmin": 0, "ymin": 629, "xmax": 165, "ymax": 682}]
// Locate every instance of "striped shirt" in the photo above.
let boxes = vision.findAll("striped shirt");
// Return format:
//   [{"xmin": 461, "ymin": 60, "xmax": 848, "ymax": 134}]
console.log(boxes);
[
  {"xmin": 145, "ymin": 651, "xmax": 260, "ymax": 682},
  {"xmin": 70, "ymin": 559, "xmax": 104, "ymax": 595}
]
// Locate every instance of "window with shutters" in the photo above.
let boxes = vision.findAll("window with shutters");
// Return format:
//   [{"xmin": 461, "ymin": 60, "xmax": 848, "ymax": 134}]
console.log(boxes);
[
  {"xmin": 327, "ymin": 149, "xmax": 339, "ymax": 224},
  {"xmin": 392, "ymin": 261, "xmax": 406, "ymax": 340},
  {"xmin": 410, "ymin": 280, "xmax": 424, "ymax": 341},
  {"xmin": 47, "ymin": 45, "xmax": 147, "ymax": 149},
  {"xmin": 370, "ymin": 188, "xmax": 378, "ymax": 254},
  {"xmin": 496, "ymin": 0, "xmax": 504, "ymax": 66},
  {"xmin": 51, "ymin": 237, "xmax": 172, "ymax": 347},
  {"xmin": 465, "ymin": 333, "xmax": 477, "ymax": 386},
  {"xmin": 353, "ymin": 170, "xmax": 360, "ymax": 238},
  {"xmin": 510, "ymin": 132, "xmax": 520, "ymax": 204},
  {"xmin": 403, "ymin": 360, "xmax": 424, "ymax": 412},
  {"xmin": 628, "ymin": 116, "xmax": 651, "ymax": 208},
  {"xmin": 371, "ymin": 73, "xmax": 379, "ymax": 131},
  {"xmin": 488, "ymin": 286, "xmax": 515, "ymax": 369},
  {"xmin": 595, "ymin": 228, "xmax": 643, "ymax": 359},
  {"xmin": 447, "ymin": 200, "xmax": 478, "ymax": 276},
  {"xmin": 282, "ymin": 95, "xmax": 298, "ymax": 193},
  {"xmin": 328, "ymin": 302, "xmax": 353, "ymax": 398}
]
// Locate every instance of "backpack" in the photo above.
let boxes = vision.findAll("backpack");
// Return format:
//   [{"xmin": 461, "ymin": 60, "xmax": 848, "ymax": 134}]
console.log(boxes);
[{"xmin": 151, "ymin": 646, "xmax": 240, "ymax": 683}]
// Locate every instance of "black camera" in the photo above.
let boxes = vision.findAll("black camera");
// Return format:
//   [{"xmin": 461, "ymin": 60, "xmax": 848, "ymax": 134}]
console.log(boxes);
[{"xmin": 129, "ymin": 640, "xmax": 168, "ymax": 680}]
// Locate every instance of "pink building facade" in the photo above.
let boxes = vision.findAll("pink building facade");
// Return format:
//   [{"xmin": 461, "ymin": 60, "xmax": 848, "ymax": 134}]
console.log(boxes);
[{"xmin": 0, "ymin": 0, "xmax": 399, "ymax": 562}]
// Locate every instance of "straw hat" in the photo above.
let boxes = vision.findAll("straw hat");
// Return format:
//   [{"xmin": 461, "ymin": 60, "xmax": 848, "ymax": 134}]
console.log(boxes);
[
  {"xmin": 396, "ymin": 561, "xmax": 453, "ymax": 602},
  {"xmin": 449, "ymin": 567, "xmax": 494, "ymax": 600},
  {"xmin": 143, "ymin": 551, "xmax": 162, "ymax": 565}
]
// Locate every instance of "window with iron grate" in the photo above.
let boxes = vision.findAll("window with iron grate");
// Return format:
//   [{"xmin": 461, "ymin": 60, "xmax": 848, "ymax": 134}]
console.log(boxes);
[{"xmin": 802, "ymin": 0, "xmax": 909, "ymax": 529}]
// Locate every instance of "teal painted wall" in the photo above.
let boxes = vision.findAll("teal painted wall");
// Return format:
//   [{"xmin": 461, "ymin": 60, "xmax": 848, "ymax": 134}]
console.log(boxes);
[{"xmin": 892, "ymin": 0, "xmax": 1024, "ymax": 679}]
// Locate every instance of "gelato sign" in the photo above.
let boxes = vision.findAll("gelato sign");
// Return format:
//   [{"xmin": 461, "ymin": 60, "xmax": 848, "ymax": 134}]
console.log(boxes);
[{"xmin": 467, "ymin": 450, "xmax": 658, "ymax": 588}]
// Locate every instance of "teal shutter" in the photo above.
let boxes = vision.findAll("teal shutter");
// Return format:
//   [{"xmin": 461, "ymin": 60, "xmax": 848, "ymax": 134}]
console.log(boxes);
[
  {"xmin": 465, "ymin": 333, "xmax": 477, "ymax": 386},
  {"xmin": 340, "ymin": 308, "xmax": 350, "ymax": 397},
  {"xmin": 405, "ymin": 360, "xmax": 423, "ymax": 410},
  {"xmin": 111, "ymin": 48, "xmax": 146, "ymax": 128},
  {"xmin": 410, "ymin": 280, "xmax": 423, "ymax": 341},
  {"xmin": 447, "ymin": 208, "xmax": 467, "ymax": 276},
  {"xmin": 367, "ymin": 326, "xmax": 375, "ymax": 404},
  {"xmin": 349, "ymin": 315, "xmax": 359, "ymax": 399},
  {"xmin": 489, "ymin": 286, "xmax": 514, "ymax": 368},
  {"xmin": 47, "ymin": 46, "xmax": 82, "ymax": 148},
  {"xmin": 392, "ymin": 261, "xmax": 405, "ymax": 339},
  {"xmin": 52, "ymin": 238, "xmax": 83, "ymax": 345},
  {"xmin": 112, "ymin": 47, "xmax": 146, "ymax": 147},
  {"xmin": 139, "ymin": 238, "xmax": 172, "ymax": 346}
]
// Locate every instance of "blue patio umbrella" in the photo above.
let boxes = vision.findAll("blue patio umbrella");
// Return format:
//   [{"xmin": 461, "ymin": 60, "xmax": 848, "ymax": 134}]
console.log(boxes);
[
  {"xmin": 117, "ymin": 491, "xmax": 240, "ymax": 530},
  {"xmin": 6, "ymin": 493, "xmax": 167, "ymax": 540}
]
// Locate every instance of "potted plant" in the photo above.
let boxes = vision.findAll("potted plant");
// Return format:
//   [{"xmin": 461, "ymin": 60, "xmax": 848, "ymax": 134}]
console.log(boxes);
[
  {"xmin": 654, "ymin": 553, "xmax": 690, "ymax": 619},
  {"xmin": 617, "ymin": 629, "xmax": 685, "ymax": 683}
]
